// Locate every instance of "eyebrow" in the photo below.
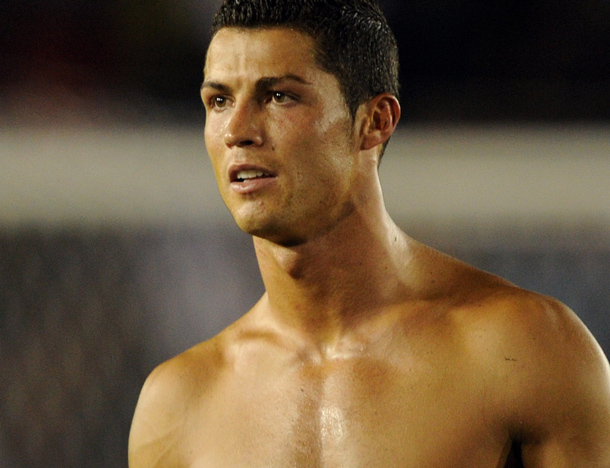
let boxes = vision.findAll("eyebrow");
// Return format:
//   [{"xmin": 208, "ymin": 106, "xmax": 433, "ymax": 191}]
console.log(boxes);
[
  {"xmin": 201, "ymin": 74, "xmax": 312, "ymax": 93},
  {"xmin": 256, "ymin": 74, "xmax": 312, "ymax": 89},
  {"xmin": 200, "ymin": 81, "xmax": 230, "ymax": 93}
]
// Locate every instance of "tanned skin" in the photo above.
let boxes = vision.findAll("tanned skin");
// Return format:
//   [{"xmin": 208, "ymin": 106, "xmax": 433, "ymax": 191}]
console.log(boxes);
[{"xmin": 129, "ymin": 28, "xmax": 610, "ymax": 468}]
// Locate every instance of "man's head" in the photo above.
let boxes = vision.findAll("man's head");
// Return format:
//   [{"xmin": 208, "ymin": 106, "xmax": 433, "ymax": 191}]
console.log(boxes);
[
  {"xmin": 211, "ymin": 0, "xmax": 400, "ymax": 123},
  {"xmin": 203, "ymin": 2, "xmax": 401, "ymax": 244}
]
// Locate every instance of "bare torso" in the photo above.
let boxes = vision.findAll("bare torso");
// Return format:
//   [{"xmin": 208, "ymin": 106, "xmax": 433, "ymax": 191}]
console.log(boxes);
[
  {"xmin": 183, "ymin": 306, "xmax": 517, "ymax": 468},
  {"xmin": 131, "ymin": 252, "xmax": 550, "ymax": 468},
  {"xmin": 129, "ymin": 247, "xmax": 609, "ymax": 468}
]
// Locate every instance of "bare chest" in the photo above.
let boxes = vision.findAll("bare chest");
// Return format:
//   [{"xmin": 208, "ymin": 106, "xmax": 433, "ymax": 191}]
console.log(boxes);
[{"xmin": 183, "ymin": 354, "xmax": 510, "ymax": 468}]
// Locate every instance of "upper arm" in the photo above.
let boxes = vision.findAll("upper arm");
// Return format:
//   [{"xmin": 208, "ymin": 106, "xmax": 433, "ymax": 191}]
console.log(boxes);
[
  {"xmin": 505, "ymin": 298, "xmax": 610, "ymax": 467},
  {"xmin": 522, "ymin": 351, "xmax": 610, "ymax": 467},
  {"xmin": 128, "ymin": 358, "xmax": 195, "ymax": 468}
]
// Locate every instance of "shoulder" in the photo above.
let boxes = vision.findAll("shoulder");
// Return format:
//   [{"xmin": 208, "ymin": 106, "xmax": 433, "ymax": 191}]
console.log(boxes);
[
  {"xmin": 449, "ymin": 273, "xmax": 610, "ymax": 460},
  {"xmin": 447, "ymin": 263, "xmax": 608, "ymax": 390},
  {"xmin": 137, "ymin": 336, "xmax": 226, "ymax": 407},
  {"xmin": 456, "ymin": 278, "xmax": 607, "ymax": 377},
  {"xmin": 410, "ymin": 242, "xmax": 608, "ymax": 381},
  {"xmin": 128, "ymin": 335, "xmax": 227, "ymax": 467},
  {"xmin": 414, "ymin": 244, "xmax": 604, "ymax": 367}
]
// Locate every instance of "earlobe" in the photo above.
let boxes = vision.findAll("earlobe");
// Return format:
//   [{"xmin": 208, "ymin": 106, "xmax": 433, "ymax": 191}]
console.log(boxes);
[{"xmin": 360, "ymin": 94, "xmax": 401, "ymax": 151}]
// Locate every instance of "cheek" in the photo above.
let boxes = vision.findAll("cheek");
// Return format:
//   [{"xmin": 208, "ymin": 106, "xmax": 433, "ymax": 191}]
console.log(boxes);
[
  {"xmin": 204, "ymin": 122, "xmax": 227, "ymax": 184},
  {"xmin": 314, "ymin": 104, "xmax": 356, "ymax": 159},
  {"xmin": 204, "ymin": 115, "xmax": 223, "ymax": 148},
  {"xmin": 276, "ymin": 108, "xmax": 351, "ymax": 159},
  {"xmin": 204, "ymin": 113, "xmax": 229, "ymax": 150},
  {"xmin": 314, "ymin": 118, "xmax": 356, "ymax": 177}
]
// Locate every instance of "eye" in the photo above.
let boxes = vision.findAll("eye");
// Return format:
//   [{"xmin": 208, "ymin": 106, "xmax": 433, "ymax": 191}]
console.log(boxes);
[
  {"xmin": 203, "ymin": 93, "xmax": 230, "ymax": 111},
  {"xmin": 270, "ymin": 92, "xmax": 294, "ymax": 104},
  {"xmin": 211, "ymin": 96, "xmax": 228, "ymax": 108}
]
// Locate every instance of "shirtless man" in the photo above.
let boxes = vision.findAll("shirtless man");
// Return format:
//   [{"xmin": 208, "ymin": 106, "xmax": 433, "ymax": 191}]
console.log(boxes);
[{"xmin": 128, "ymin": 1, "xmax": 610, "ymax": 466}]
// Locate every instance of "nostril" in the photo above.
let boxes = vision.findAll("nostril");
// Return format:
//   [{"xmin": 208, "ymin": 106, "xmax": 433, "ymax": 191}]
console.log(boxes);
[
  {"xmin": 225, "ymin": 132, "xmax": 254, "ymax": 148},
  {"xmin": 236, "ymin": 139, "xmax": 256, "ymax": 147},
  {"xmin": 224, "ymin": 120, "xmax": 264, "ymax": 147}
]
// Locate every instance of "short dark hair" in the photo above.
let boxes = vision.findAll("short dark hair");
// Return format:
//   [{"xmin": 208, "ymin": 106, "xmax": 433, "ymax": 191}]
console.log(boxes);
[{"xmin": 211, "ymin": 0, "xmax": 400, "ymax": 121}]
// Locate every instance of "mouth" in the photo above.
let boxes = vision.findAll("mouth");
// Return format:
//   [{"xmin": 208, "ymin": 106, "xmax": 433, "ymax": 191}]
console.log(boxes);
[
  {"xmin": 229, "ymin": 164, "xmax": 276, "ymax": 183},
  {"xmin": 228, "ymin": 165, "xmax": 277, "ymax": 194},
  {"xmin": 232, "ymin": 169, "xmax": 274, "ymax": 183}
]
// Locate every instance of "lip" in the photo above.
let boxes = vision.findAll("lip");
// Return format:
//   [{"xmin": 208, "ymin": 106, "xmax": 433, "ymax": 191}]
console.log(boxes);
[{"xmin": 228, "ymin": 163, "xmax": 277, "ymax": 194}]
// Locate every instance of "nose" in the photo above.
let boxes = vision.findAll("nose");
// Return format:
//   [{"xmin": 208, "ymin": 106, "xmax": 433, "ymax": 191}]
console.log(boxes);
[{"xmin": 224, "ymin": 102, "xmax": 264, "ymax": 148}]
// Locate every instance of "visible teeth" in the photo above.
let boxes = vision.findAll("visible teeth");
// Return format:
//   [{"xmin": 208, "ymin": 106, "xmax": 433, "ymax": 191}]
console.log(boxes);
[{"xmin": 237, "ymin": 170, "xmax": 267, "ymax": 180}]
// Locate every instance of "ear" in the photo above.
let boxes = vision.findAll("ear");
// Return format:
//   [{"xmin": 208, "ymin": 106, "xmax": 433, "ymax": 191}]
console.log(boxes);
[{"xmin": 359, "ymin": 94, "xmax": 401, "ymax": 151}]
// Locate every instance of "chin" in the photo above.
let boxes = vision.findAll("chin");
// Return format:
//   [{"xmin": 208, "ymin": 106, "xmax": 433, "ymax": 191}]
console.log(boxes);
[{"xmin": 235, "ymin": 217, "xmax": 307, "ymax": 246}]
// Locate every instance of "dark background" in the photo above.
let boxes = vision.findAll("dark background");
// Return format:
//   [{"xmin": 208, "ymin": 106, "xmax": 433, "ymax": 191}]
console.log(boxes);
[{"xmin": 1, "ymin": 0, "xmax": 609, "ymax": 125}]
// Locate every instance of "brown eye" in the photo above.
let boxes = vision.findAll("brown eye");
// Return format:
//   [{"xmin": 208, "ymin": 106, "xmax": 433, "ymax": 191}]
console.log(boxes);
[
  {"xmin": 271, "ymin": 91, "xmax": 297, "ymax": 104},
  {"xmin": 213, "ymin": 96, "xmax": 228, "ymax": 108},
  {"xmin": 272, "ymin": 92, "xmax": 287, "ymax": 103}
]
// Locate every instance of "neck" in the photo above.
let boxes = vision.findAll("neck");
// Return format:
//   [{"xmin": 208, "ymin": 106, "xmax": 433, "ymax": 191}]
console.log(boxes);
[{"xmin": 252, "ymin": 197, "xmax": 414, "ymax": 354}]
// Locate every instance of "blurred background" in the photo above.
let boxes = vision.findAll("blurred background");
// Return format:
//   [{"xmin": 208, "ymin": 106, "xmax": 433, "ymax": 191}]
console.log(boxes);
[{"xmin": 1, "ymin": 0, "xmax": 609, "ymax": 466}]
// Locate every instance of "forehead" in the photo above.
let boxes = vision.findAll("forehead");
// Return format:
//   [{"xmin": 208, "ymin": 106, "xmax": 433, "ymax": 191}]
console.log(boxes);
[{"xmin": 204, "ymin": 27, "xmax": 322, "ymax": 81}]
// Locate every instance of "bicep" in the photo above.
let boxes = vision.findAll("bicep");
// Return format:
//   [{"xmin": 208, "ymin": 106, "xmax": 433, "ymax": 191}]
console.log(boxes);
[
  {"xmin": 518, "ymin": 305, "xmax": 610, "ymax": 467},
  {"xmin": 521, "ymin": 401, "xmax": 610, "ymax": 467}
]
